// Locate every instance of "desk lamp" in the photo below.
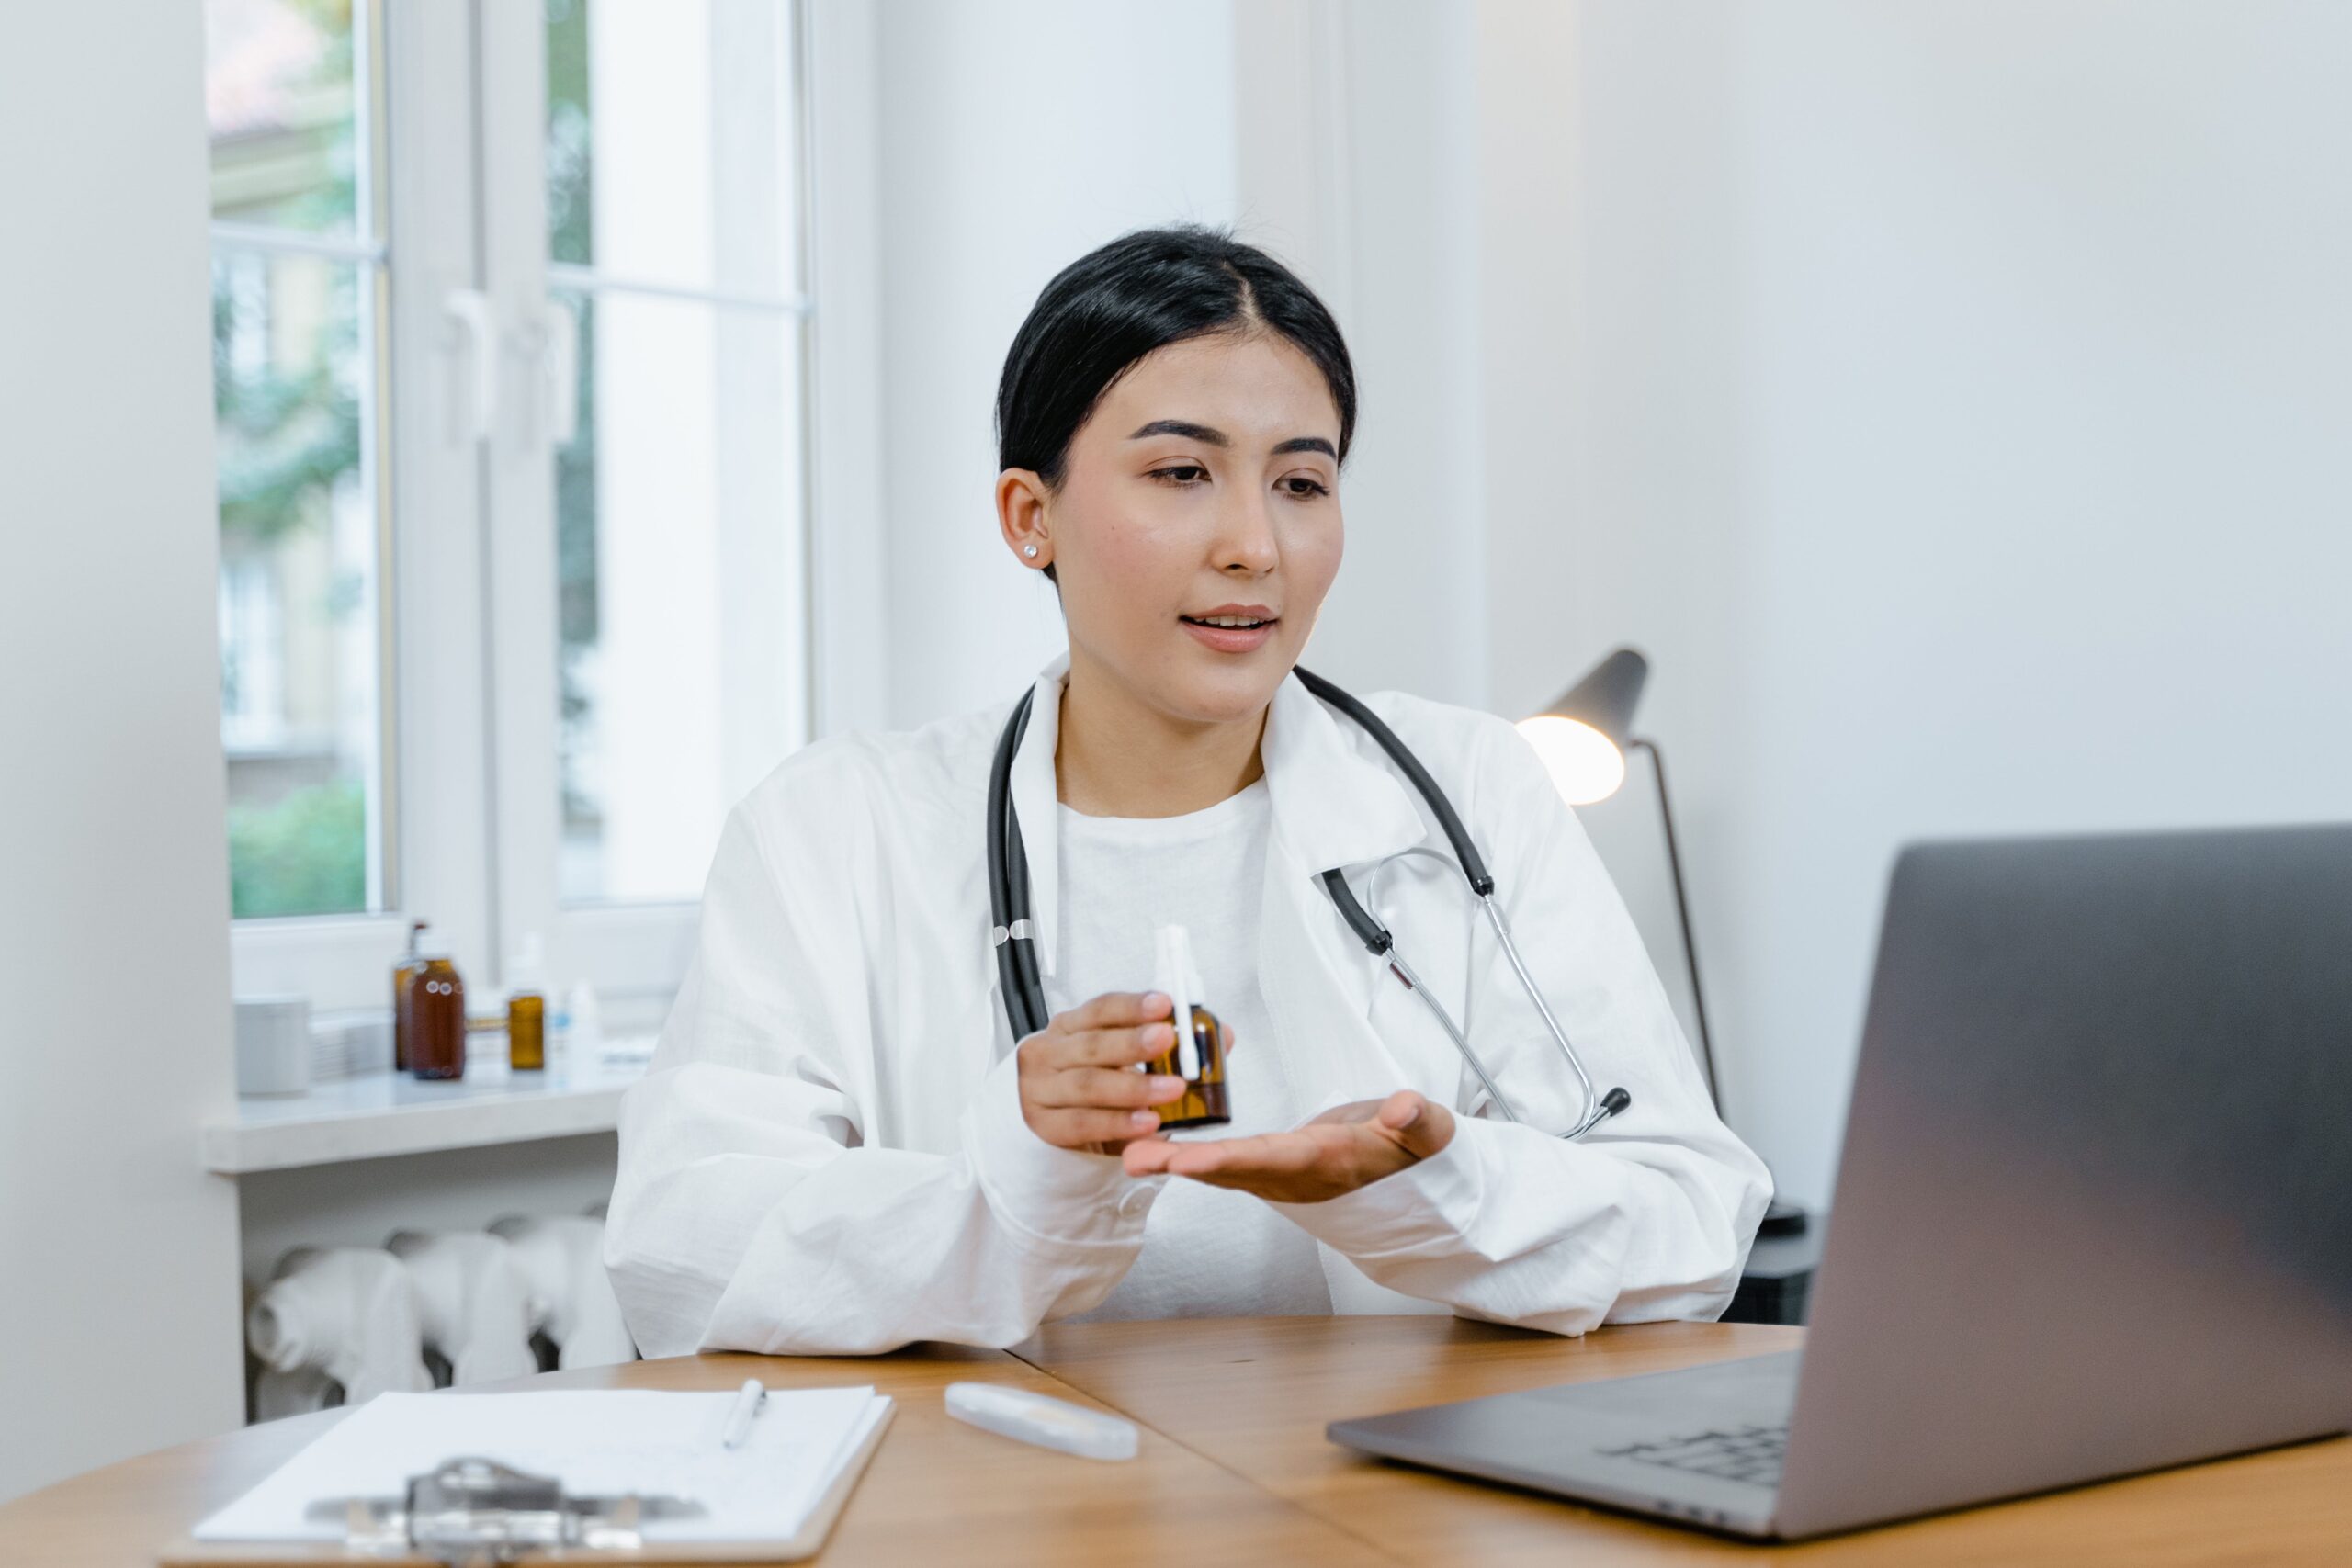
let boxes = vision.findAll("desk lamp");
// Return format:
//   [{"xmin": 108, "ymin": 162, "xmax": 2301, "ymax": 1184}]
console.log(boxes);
[{"xmin": 1516, "ymin": 648, "xmax": 1806, "ymax": 1239}]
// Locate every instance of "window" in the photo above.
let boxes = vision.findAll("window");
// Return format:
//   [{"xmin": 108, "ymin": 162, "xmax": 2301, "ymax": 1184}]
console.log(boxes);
[
  {"xmin": 206, "ymin": 0, "xmax": 389, "ymax": 920},
  {"xmin": 208, "ymin": 0, "xmax": 822, "ymax": 1010},
  {"xmin": 542, "ymin": 0, "xmax": 810, "ymax": 907}
]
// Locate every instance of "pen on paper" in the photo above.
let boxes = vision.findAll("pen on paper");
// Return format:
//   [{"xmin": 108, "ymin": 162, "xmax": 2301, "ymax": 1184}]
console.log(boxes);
[{"xmin": 720, "ymin": 1379, "xmax": 767, "ymax": 1449}]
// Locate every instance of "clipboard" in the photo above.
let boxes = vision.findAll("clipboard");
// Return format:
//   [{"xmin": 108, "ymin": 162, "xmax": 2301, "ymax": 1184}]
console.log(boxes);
[{"xmin": 162, "ymin": 1396, "xmax": 893, "ymax": 1565}]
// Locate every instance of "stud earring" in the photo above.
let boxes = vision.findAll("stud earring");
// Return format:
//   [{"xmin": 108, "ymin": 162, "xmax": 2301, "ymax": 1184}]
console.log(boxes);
[{"xmin": 1023, "ymin": 544, "xmax": 1039, "ymax": 559}]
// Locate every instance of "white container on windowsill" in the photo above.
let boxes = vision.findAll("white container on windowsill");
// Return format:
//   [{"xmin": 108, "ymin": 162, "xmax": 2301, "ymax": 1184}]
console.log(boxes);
[
  {"xmin": 466, "ymin": 1027, "xmax": 514, "ymax": 1085},
  {"xmin": 235, "ymin": 996, "xmax": 312, "ymax": 1098},
  {"xmin": 311, "ymin": 1008, "xmax": 393, "ymax": 1082}
]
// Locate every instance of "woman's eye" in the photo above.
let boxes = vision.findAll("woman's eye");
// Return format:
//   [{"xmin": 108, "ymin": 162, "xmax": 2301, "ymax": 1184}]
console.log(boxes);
[
  {"xmin": 1281, "ymin": 476, "xmax": 1331, "ymax": 499},
  {"xmin": 1148, "ymin": 464, "xmax": 1209, "ymax": 486}
]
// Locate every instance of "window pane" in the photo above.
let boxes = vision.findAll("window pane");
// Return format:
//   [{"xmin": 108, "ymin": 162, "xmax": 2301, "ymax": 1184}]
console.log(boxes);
[
  {"xmin": 548, "ymin": 0, "xmax": 808, "ymax": 908},
  {"xmin": 555, "ymin": 291, "xmax": 806, "ymax": 904},
  {"xmin": 212, "ymin": 253, "xmax": 386, "ymax": 918},
  {"xmin": 205, "ymin": 0, "xmax": 363, "ymax": 235},
  {"xmin": 544, "ymin": 0, "xmax": 802, "ymax": 297}
]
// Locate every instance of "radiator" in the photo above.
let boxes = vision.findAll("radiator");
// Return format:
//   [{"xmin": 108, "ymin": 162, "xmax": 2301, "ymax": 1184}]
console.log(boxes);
[{"xmin": 244, "ymin": 1208, "xmax": 638, "ymax": 1421}]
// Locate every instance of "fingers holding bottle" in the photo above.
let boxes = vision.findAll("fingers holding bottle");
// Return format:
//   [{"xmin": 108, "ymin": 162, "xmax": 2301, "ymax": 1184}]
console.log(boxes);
[{"xmin": 1017, "ymin": 991, "xmax": 1191, "ymax": 1154}]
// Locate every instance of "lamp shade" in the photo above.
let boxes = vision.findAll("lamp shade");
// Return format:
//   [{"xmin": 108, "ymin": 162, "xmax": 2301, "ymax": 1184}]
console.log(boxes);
[{"xmin": 1514, "ymin": 647, "xmax": 1650, "ymax": 806}]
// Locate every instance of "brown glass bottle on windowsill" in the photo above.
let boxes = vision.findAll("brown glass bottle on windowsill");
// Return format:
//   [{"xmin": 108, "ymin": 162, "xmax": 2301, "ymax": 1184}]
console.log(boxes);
[
  {"xmin": 505, "ymin": 934, "xmax": 547, "ymax": 1071},
  {"xmin": 407, "ymin": 933, "xmax": 467, "ymax": 1081},
  {"xmin": 391, "ymin": 919, "xmax": 428, "ymax": 1072}
]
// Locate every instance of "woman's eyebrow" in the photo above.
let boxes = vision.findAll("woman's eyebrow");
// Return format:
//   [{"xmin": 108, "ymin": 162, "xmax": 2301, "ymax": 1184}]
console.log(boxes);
[
  {"xmin": 1127, "ymin": 418, "xmax": 1337, "ymax": 459},
  {"xmin": 1128, "ymin": 418, "xmax": 1227, "ymax": 446}
]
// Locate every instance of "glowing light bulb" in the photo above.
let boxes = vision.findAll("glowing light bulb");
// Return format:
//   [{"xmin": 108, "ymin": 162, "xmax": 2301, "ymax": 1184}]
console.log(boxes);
[{"xmin": 1514, "ymin": 715, "xmax": 1627, "ymax": 806}]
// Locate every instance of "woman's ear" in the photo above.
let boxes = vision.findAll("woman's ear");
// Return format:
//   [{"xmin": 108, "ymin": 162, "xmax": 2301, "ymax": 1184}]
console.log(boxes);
[{"xmin": 995, "ymin": 468, "xmax": 1054, "ymax": 576}]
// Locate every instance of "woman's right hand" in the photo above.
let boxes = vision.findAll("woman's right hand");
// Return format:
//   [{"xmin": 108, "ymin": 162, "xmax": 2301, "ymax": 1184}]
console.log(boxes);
[{"xmin": 1017, "ymin": 990, "xmax": 1193, "ymax": 1156}]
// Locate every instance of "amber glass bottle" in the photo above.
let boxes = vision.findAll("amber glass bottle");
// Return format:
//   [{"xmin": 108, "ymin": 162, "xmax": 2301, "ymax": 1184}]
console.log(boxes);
[
  {"xmin": 506, "ymin": 934, "xmax": 547, "ymax": 1071},
  {"xmin": 391, "ymin": 920, "xmax": 428, "ymax": 1072},
  {"xmin": 1148, "ymin": 927, "xmax": 1229, "ymax": 1130},
  {"xmin": 1148, "ymin": 1003, "xmax": 1229, "ymax": 1130},
  {"xmin": 507, "ymin": 992, "xmax": 546, "ymax": 1071},
  {"xmin": 408, "ymin": 935, "xmax": 467, "ymax": 1081}
]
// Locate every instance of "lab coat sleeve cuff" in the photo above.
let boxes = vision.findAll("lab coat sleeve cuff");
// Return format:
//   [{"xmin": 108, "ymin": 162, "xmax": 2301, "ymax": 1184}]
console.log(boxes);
[
  {"xmin": 1269, "ymin": 1112, "xmax": 1489, "ymax": 1258},
  {"xmin": 963, "ymin": 1044, "xmax": 1150, "ymax": 1254}
]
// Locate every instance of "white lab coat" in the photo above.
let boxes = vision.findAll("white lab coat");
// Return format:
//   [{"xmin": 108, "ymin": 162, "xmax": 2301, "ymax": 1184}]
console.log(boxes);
[{"xmin": 605, "ymin": 654, "xmax": 1770, "ymax": 1357}]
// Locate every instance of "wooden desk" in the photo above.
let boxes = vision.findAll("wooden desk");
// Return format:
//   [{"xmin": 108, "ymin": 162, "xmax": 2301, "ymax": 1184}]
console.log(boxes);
[
  {"xmin": 1018, "ymin": 1316, "xmax": 2352, "ymax": 1566},
  {"xmin": 5, "ymin": 1320, "xmax": 2346, "ymax": 1564},
  {"xmin": 0, "ymin": 1341, "xmax": 1384, "ymax": 1567}
]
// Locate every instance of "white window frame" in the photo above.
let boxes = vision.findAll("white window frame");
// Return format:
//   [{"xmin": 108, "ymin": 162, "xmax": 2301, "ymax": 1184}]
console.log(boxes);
[
  {"xmin": 229, "ymin": 0, "xmax": 480, "ymax": 1009},
  {"xmin": 231, "ymin": 0, "xmax": 887, "ymax": 1016}
]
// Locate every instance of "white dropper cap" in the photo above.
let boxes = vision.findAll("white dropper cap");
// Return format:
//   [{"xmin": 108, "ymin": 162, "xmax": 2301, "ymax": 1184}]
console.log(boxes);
[
  {"xmin": 509, "ymin": 933, "xmax": 545, "ymax": 993},
  {"xmin": 1152, "ymin": 925, "xmax": 1204, "ymax": 1078},
  {"xmin": 415, "ymin": 930, "xmax": 453, "ymax": 963}
]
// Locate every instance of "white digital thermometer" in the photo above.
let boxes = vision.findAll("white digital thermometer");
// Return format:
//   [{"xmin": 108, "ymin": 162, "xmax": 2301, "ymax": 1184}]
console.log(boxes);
[{"xmin": 944, "ymin": 1382, "xmax": 1139, "ymax": 1461}]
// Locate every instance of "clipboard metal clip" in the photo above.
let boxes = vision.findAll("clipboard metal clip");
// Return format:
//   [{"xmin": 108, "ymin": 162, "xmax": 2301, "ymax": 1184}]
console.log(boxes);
[{"xmin": 304, "ymin": 1455, "xmax": 705, "ymax": 1564}]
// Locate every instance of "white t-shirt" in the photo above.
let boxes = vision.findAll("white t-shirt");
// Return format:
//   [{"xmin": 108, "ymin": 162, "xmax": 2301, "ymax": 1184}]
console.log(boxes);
[{"xmin": 1049, "ymin": 775, "xmax": 1333, "ymax": 1320}]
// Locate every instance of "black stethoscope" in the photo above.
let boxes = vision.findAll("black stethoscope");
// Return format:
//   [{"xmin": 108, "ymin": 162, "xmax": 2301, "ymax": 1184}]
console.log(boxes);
[{"xmin": 986, "ymin": 667, "xmax": 1632, "ymax": 1140}]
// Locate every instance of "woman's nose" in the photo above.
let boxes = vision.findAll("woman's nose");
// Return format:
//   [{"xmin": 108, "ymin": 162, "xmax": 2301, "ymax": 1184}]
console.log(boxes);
[{"xmin": 1214, "ymin": 491, "xmax": 1280, "ymax": 574}]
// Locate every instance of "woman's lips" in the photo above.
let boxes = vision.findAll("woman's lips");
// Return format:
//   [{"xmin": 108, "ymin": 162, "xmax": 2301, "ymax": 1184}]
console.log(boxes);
[{"xmin": 1181, "ymin": 616, "xmax": 1278, "ymax": 653}]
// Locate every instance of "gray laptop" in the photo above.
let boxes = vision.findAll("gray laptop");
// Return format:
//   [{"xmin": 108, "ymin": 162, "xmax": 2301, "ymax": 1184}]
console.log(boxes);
[{"xmin": 1329, "ymin": 824, "xmax": 2352, "ymax": 1540}]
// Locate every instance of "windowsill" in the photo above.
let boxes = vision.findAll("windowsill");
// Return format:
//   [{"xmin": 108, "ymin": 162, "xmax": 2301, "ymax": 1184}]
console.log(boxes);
[{"xmin": 202, "ymin": 1046, "xmax": 654, "ymax": 1174}]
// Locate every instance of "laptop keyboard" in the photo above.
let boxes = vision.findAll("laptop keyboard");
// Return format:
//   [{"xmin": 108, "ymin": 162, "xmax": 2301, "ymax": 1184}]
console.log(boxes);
[{"xmin": 1599, "ymin": 1422, "xmax": 1789, "ymax": 1489}]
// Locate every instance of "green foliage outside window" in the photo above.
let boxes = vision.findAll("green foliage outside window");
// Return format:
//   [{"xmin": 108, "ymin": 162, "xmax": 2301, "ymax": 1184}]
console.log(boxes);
[
  {"xmin": 228, "ymin": 777, "xmax": 367, "ymax": 918},
  {"xmin": 212, "ymin": 0, "xmax": 368, "ymax": 918}
]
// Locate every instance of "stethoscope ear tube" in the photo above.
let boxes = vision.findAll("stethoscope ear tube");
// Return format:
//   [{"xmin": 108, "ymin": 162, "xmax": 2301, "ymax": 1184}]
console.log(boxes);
[
  {"xmin": 1317, "ymin": 869, "xmax": 1393, "ymax": 954},
  {"xmin": 987, "ymin": 687, "xmax": 1048, "ymax": 1042},
  {"xmin": 1294, "ymin": 667, "xmax": 1496, "ymax": 897},
  {"xmin": 1005, "ymin": 811, "xmax": 1046, "ymax": 1031}
]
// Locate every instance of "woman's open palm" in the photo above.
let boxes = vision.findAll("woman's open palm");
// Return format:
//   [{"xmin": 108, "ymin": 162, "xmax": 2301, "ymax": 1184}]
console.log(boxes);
[{"xmin": 1121, "ymin": 1089, "xmax": 1455, "ymax": 1203}]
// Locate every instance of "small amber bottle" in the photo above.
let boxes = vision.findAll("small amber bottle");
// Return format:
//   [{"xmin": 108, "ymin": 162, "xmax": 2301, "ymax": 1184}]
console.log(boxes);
[
  {"xmin": 391, "ymin": 920, "xmax": 428, "ymax": 1073},
  {"xmin": 407, "ymin": 933, "xmax": 467, "ymax": 1081},
  {"xmin": 1148, "ymin": 1002, "xmax": 1229, "ymax": 1129},
  {"xmin": 506, "ymin": 934, "xmax": 546, "ymax": 1072},
  {"xmin": 1150, "ymin": 925, "xmax": 1230, "ymax": 1131}
]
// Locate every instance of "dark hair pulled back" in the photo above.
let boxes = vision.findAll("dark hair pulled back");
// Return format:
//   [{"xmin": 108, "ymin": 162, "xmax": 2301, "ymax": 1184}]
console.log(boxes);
[{"xmin": 995, "ymin": 225, "xmax": 1356, "ymax": 584}]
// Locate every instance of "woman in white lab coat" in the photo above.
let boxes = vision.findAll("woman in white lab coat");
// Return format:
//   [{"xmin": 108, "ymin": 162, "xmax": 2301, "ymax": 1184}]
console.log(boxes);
[{"xmin": 605, "ymin": 227, "xmax": 1770, "ymax": 1358}]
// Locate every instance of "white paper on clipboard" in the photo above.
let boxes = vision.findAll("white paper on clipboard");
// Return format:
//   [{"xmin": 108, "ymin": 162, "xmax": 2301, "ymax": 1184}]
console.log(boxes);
[{"xmin": 187, "ymin": 1385, "xmax": 891, "ymax": 1553}]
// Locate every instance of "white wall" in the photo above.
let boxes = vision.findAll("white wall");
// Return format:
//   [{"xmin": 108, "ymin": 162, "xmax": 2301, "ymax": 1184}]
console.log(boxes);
[
  {"xmin": 1485, "ymin": 0, "xmax": 2352, "ymax": 1205},
  {"xmin": 0, "ymin": 4, "xmax": 246, "ymax": 1501},
  {"xmin": 859, "ymin": 0, "xmax": 1510, "ymax": 726},
  {"xmin": 1240, "ymin": 0, "xmax": 1491, "ymax": 708},
  {"xmin": 869, "ymin": 0, "xmax": 1239, "ymax": 728}
]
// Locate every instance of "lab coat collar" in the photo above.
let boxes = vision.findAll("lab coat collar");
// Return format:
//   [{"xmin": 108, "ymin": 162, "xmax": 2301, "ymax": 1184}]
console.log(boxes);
[
  {"xmin": 1004, "ymin": 652, "xmax": 1431, "ymax": 986},
  {"xmin": 1260, "ymin": 663, "xmax": 1431, "ymax": 878}
]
